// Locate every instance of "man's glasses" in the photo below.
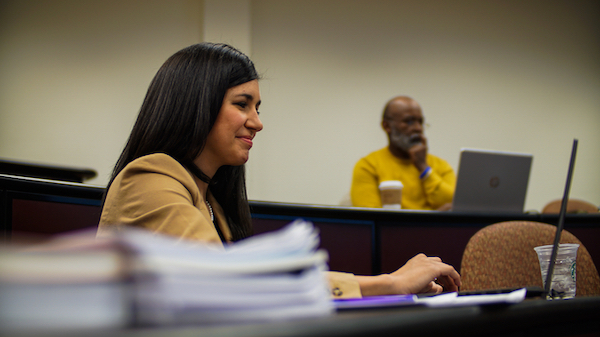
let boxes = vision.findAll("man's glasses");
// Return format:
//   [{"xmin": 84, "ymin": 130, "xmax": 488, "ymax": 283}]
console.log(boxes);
[{"xmin": 386, "ymin": 117, "xmax": 430, "ymax": 129}]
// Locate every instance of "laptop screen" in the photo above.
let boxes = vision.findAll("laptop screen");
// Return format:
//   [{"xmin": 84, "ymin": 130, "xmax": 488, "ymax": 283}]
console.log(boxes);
[{"xmin": 452, "ymin": 148, "xmax": 533, "ymax": 213}]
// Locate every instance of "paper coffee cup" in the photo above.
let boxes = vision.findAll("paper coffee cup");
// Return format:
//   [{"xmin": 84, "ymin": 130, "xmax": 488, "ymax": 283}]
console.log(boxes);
[
  {"xmin": 534, "ymin": 243, "xmax": 579, "ymax": 299},
  {"xmin": 379, "ymin": 180, "xmax": 403, "ymax": 209}
]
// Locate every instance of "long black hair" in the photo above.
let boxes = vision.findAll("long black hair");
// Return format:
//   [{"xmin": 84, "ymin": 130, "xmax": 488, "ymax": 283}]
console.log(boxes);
[{"xmin": 104, "ymin": 43, "xmax": 259, "ymax": 241}]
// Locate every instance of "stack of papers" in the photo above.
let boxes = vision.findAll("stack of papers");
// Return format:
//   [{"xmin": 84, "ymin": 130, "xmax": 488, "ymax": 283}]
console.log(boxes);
[
  {"xmin": 0, "ymin": 233, "xmax": 132, "ymax": 331},
  {"xmin": 0, "ymin": 220, "xmax": 334, "ymax": 330},
  {"xmin": 124, "ymin": 219, "xmax": 334, "ymax": 325}
]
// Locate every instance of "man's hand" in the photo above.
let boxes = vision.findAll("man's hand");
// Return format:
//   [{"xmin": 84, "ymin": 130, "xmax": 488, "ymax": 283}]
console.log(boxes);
[{"xmin": 408, "ymin": 135, "xmax": 428, "ymax": 172}]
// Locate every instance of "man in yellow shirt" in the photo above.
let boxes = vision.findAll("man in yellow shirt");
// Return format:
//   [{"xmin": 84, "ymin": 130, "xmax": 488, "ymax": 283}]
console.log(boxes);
[{"xmin": 351, "ymin": 96, "xmax": 455, "ymax": 210}]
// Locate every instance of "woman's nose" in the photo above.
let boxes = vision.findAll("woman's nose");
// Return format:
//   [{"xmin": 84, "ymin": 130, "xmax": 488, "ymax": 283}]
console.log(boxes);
[{"xmin": 247, "ymin": 110, "xmax": 263, "ymax": 132}]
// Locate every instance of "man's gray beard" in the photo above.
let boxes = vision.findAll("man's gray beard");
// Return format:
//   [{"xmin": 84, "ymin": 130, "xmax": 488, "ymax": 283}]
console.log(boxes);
[{"xmin": 390, "ymin": 128, "xmax": 421, "ymax": 152}]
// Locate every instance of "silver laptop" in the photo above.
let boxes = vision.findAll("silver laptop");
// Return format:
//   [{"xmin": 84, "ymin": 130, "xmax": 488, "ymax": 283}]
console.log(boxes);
[{"xmin": 452, "ymin": 148, "xmax": 533, "ymax": 213}]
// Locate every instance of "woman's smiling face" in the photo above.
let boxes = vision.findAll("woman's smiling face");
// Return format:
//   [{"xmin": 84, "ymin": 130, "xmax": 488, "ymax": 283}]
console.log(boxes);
[{"xmin": 195, "ymin": 80, "xmax": 263, "ymax": 177}]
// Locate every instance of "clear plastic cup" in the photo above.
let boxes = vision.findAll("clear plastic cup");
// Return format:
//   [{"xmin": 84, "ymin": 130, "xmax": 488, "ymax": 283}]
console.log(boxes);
[
  {"xmin": 379, "ymin": 180, "xmax": 403, "ymax": 209},
  {"xmin": 534, "ymin": 243, "xmax": 579, "ymax": 300}
]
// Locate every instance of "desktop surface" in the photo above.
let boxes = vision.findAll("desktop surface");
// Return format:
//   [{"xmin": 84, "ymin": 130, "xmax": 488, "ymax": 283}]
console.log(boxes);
[{"xmin": 5, "ymin": 296, "xmax": 600, "ymax": 337}]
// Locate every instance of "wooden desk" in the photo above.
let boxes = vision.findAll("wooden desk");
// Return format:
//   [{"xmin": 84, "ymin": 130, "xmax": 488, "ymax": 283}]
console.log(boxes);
[
  {"xmin": 0, "ymin": 159, "xmax": 97, "ymax": 183},
  {"xmin": 250, "ymin": 201, "xmax": 600, "ymax": 276},
  {"xmin": 0, "ymin": 174, "xmax": 104, "ymax": 241},
  {"xmin": 6, "ymin": 296, "xmax": 600, "ymax": 337},
  {"xmin": 2, "ymin": 174, "xmax": 599, "ymax": 275},
  {"xmin": 1, "ymin": 176, "xmax": 599, "ymax": 336}
]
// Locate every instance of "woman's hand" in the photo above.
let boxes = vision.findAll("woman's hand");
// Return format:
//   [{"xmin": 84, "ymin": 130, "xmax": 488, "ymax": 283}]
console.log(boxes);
[{"xmin": 356, "ymin": 253, "xmax": 461, "ymax": 296}]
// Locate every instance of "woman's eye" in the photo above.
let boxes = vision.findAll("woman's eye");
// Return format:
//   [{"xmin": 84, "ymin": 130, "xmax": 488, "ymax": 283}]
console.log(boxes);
[{"xmin": 235, "ymin": 102, "xmax": 247, "ymax": 108}]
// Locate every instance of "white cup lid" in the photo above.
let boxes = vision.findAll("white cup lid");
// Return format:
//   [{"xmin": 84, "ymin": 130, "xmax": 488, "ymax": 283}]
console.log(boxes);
[{"xmin": 379, "ymin": 180, "xmax": 403, "ymax": 189}]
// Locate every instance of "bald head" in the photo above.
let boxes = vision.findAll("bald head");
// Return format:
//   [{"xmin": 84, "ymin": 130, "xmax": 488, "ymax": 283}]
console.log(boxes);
[{"xmin": 382, "ymin": 96, "xmax": 422, "ymax": 121}]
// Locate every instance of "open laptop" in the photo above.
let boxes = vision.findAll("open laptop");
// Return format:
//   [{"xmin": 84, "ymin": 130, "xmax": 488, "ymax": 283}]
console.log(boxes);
[{"xmin": 452, "ymin": 148, "xmax": 533, "ymax": 213}]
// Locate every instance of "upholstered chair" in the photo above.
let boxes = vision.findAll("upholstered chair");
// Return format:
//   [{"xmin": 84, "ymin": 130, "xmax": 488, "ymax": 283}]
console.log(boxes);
[{"xmin": 460, "ymin": 221, "xmax": 600, "ymax": 296}]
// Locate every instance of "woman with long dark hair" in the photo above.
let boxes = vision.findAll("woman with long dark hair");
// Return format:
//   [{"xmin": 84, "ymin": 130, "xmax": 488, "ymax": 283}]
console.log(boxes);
[
  {"xmin": 98, "ymin": 42, "xmax": 460, "ymax": 298},
  {"xmin": 99, "ymin": 43, "xmax": 257, "ymax": 243}
]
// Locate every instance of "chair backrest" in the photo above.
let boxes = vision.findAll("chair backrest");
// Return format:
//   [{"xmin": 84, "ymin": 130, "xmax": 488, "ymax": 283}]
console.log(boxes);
[
  {"xmin": 542, "ymin": 198, "xmax": 599, "ymax": 214},
  {"xmin": 460, "ymin": 221, "xmax": 600, "ymax": 296}
]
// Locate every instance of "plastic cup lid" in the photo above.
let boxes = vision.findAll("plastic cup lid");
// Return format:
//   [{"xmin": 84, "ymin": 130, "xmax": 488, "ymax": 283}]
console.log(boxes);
[{"xmin": 379, "ymin": 180, "xmax": 403, "ymax": 189}]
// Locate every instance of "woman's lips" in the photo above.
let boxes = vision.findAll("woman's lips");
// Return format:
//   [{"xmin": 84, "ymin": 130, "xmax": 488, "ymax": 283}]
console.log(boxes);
[{"xmin": 239, "ymin": 136, "xmax": 253, "ymax": 148}]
